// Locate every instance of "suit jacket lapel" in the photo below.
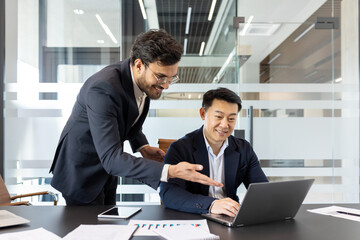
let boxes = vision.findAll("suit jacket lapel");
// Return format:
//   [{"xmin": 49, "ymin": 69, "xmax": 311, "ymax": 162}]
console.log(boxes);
[
  {"xmin": 192, "ymin": 127, "xmax": 210, "ymax": 195},
  {"xmin": 128, "ymin": 97, "xmax": 149, "ymax": 135},
  {"xmin": 118, "ymin": 59, "xmax": 139, "ymax": 134},
  {"xmin": 224, "ymin": 137, "xmax": 240, "ymax": 198}
]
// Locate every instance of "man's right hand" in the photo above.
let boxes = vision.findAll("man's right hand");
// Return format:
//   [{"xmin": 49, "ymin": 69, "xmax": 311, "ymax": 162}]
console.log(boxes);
[
  {"xmin": 210, "ymin": 198, "xmax": 240, "ymax": 217},
  {"xmin": 168, "ymin": 162, "xmax": 223, "ymax": 187}
]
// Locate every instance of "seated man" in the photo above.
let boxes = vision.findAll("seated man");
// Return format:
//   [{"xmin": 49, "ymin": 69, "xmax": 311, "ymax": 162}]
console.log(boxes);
[{"xmin": 160, "ymin": 87, "xmax": 268, "ymax": 217}]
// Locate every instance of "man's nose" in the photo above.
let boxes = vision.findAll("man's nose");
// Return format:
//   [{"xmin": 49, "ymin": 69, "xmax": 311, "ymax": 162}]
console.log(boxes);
[
  {"xmin": 220, "ymin": 118, "xmax": 229, "ymax": 127},
  {"xmin": 161, "ymin": 81, "xmax": 170, "ymax": 89}
]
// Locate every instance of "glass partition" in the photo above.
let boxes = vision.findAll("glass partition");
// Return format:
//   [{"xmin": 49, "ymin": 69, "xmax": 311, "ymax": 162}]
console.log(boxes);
[{"xmin": 236, "ymin": 0, "xmax": 359, "ymax": 203}]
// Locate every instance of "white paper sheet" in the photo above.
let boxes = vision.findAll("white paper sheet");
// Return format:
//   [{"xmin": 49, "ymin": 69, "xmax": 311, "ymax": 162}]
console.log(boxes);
[
  {"xmin": 153, "ymin": 224, "xmax": 220, "ymax": 240},
  {"xmin": 307, "ymin": 205, "xmax": 360, "ymax": 222},
  {"xmin": 128, "ymin": 219, "xmax": 209, "ymax": 236},
  {"xmin": 62, "ymin": 224, "xmax": 138, "ymax": 240},
  {"xmin": 0, "ymin": 227, "xmax": 61, "ymax": 240}
]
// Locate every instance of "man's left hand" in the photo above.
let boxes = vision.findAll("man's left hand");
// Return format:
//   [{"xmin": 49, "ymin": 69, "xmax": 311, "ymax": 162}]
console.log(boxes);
[{"xmin": 140, "ymin": 146, "xmax": 165, "ymax": 162}]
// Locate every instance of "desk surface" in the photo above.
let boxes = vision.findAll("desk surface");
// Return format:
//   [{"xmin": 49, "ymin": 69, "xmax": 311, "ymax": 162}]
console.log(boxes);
[{"xmin": 0, "ymin": 204, "xmax": 360, "ymax": 239}]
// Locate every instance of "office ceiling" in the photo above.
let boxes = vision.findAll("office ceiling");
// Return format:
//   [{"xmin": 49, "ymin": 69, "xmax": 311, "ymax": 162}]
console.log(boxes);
[
  {"xmin": 55, "ymin": 0, "xmax": 339, "ymax": 84},
  {"xmin": 259, "ymin": 0, "xmax": 342, "ymax": 83},
  {"xmin": 156, "ymin": 0, "xmax": 222, "ymax": 55}
]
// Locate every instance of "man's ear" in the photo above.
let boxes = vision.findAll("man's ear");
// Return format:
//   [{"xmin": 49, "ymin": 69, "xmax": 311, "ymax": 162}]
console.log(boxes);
[
  {"xmin": 133, "ymin": 59, "xmax": 144, "ymax": 74},
  {"xmin": 200, "ymin": 107, "xmax": 206, "ymax": 120}
]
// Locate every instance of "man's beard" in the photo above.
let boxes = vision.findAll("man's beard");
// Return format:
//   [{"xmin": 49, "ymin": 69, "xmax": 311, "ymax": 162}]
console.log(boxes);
[{"xmin": 137, "ymin": 74, "xmax": 163, "ymax": 100}]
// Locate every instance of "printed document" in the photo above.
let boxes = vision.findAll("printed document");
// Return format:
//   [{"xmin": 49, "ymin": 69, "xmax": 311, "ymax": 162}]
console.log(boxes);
[
  {"xmin": 62, "ymin": 224, "xmax": 138, "ymax": 240},
  {"xmin": 308, "ymin": 205, "xmax": 360, "ymax": 222},
  {"xmin": 0, "ymin": 227, "xmax": 61, "ymax": 240},
  {"xmin": 128, "ymin": 219, "xmax": 209, "ymax": 236},
  {"xmin": 153, "ymin": 224, "xmax": 219, "ymax": 240}
]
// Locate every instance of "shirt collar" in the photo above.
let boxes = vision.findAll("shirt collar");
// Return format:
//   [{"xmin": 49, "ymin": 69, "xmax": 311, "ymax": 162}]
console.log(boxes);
[
  {"xmin": 130, "ymin": 64, "xmax": 146, "ymax": 100},
  {"xmin": 202, "ymin": 128, "xmax": 229, "ymax": 156}
]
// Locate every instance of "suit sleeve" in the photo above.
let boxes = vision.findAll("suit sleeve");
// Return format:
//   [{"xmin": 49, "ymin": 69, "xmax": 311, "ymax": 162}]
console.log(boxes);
[
  {"xmin": 86, "ymin": 83, "xmax": 163, "ymax": 189},
  {"xmin": 159, "ymin": 142, "xmax": 216, "ymax": 214},
  {"xmin": 243, "ymin": 143, "xmax": 268, "ymax": 188},
  {"xmin": 128, "ymin": 127, "xmax": 148, "ymax": 152}
]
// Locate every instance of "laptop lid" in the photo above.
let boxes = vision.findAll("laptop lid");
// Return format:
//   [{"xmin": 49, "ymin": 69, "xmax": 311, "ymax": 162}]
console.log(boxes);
[{"xmin": 202, "ymin": 179, "xmax": 314, "ymax": 227}]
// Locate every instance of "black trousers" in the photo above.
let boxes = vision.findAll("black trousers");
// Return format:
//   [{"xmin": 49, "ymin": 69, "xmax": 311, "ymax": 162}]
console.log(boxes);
[{"xmin": 64, "ymin": 176, "xmax": 118, "ymax": 206}]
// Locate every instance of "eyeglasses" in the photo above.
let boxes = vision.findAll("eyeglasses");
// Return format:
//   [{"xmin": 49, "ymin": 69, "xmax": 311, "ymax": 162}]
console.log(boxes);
[{"xmin": 144, "ymin": 62, "xmax": 180, "ymax": 85}]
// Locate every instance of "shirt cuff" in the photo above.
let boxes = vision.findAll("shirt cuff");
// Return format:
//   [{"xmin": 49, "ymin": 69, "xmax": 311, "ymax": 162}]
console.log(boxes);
[
  {"xmin": 136, "ymin": 144, "xmax": 149, "ymax": 152},
  {"xmin": 160, "ymin": 164, "xmax": 170, "ymax": 182},
  {"xmin": 209, "ymin": 200, "xmax": 216, "ymax": 213}
]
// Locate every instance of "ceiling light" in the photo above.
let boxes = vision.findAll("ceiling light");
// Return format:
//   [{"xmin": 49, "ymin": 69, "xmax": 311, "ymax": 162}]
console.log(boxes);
[
  {"xmin": 240, "ymin": 23, "xmax": 280, "ymax": 36},
  {"xmin": 212, "ymin": 48, "xmax": 235, "ymax": 83},
  {"xmin": 138, "ymin": 0, "xmax": 147, "ymax": 19},
  {"xmin": 97, "ymin": 40, "xmax": 105, "ymax": 44},
  {"xmin": 267, "ymin": 53, "xmax": 281, "ymax": 64},
  {"xmin": 265, "ymin": 77, "xmax": 273, "ymax": 83},
  {"xmin": 208, "ymin": 0, "xmax": 217, "ymax": 21},
  {"xmin": 73, "ymin": 9, "xmax": 84, "ymax": 15},
  {"xmin": 304, "ymin": 70, "xmax": 318, "ymax": 79},
  {"xmin": 335, "ymin": 78, "xmax": 342, "ymax": 83},
  {"xmin": 183, "ymin": 38, "xmax": 188, "ymax": 55},
  {"xmin": 199, "ymin": 42, "xmax": 205, "ymax": 56},
  {"xmin": 293, "ymin": 23, "xmax": 315, "ymax": 42},
  {"xmin": 95, "ymin": 14, "xmax": 118, "ymax": 44},
  {"xmin": 224, "ymin": 25, "xmax": 229, "ymax": 36},
  {"xmin": 185, "ymin": 7, "xmax": 192, "ymax": 34},
  {"xmin": 240, "ymin": 15, "xmax": 254, "ymax": 36},
  {"xmin": 188, "ymin": 94, "xmax": 192, "ymax": 99}
]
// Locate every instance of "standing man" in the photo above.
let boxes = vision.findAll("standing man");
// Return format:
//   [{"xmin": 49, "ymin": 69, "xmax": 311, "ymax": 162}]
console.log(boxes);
[
  {"xmin": 49, "ymin": 29, "xmax": 222, "ymax": 205},
  {"xmin": 160, "ymin": 88, "xmax": 268, "ymax": 216}
]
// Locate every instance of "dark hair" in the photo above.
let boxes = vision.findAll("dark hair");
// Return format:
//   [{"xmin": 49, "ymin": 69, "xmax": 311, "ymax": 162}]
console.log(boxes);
[
  {"xmin": 130, "ymin": 29, "xmax": 183, "ymax": 66},
  {"xmin": 202, "ymin": 88, "xmax": 242, "ymax": 112}
]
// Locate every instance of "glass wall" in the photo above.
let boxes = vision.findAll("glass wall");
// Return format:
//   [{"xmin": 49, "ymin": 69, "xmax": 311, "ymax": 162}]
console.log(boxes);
[
  {"xmin": 236, "ymin": 0, "xmax": 359, "ymax": 202},
  {"xmin": 4, "ymin": 0, "xmax": 359, "ymax": 205}
]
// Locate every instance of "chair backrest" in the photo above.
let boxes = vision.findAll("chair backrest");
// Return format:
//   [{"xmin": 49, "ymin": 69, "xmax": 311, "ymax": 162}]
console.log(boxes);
[
  {"xmin": 0, "ymin": 175, "xmax": 11, "ymax": 205},
  {"xmin": 158, "ymin": 139, "xmax": 177, "ymax": 153}
]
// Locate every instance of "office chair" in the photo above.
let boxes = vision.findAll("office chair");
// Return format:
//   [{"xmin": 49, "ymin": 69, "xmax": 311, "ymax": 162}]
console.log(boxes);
[
  {"xmin": 158, "ymin": 138, "xmax": 177, "ymax": 205},
  {"xmin": 0, "ymin": 175, "xmax": 58, "ymax": 206},
  {"xmin": 158, "ymin": 138, "xmax": 177, "ymax": 154}
]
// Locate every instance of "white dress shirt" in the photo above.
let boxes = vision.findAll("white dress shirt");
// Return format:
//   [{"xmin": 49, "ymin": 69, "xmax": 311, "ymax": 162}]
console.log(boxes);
[
  {"xmin": 203, "ymin": 131, "xmax": 228, "ymax": 199},
  {"xmin": 130, "ymin": 66, "xmax": 147, "ymax": 127}
]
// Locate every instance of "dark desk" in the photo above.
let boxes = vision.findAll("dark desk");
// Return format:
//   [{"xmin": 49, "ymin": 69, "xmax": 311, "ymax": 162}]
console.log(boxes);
[{"xmin": 1, "ymin": 204, "xmax": 360, "ymax": 239}]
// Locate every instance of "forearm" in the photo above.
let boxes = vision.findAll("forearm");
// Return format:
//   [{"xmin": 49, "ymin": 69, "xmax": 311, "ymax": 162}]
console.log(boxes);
[{"xmin": 160, "ymin": 182, "xmax": 215, "ymax": 214}]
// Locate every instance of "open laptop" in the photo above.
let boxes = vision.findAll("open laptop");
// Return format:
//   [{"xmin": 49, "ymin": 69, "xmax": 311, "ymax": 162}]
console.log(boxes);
[{"xmin": 202, "ymin": 179, "xmax": 314, "ymax": 227}]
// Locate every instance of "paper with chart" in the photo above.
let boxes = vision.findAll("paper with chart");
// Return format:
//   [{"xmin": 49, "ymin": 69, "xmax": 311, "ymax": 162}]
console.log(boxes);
[
  {"xmin": 128, "ymin": 219, "xmax": 209, "ymax": 236},
  {"xmin": 308, "ymin": 205, "xmax": 360, "ymax": 222}
]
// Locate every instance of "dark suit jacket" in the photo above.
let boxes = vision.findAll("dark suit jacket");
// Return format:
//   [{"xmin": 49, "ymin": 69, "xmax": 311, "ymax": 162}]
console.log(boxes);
[
  {"xmin": 50, "ymin": 59, "xmax": 163, "ymax": 203},
  {"xmin": 159, "ymin": 126, "xmax": 268, "ymax": 214}
]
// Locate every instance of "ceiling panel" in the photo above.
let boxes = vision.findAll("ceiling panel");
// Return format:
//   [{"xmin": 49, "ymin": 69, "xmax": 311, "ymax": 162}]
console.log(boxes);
[{"xmin": 156, "ymin": 0, "xmax": 222, "ymax": 55}]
